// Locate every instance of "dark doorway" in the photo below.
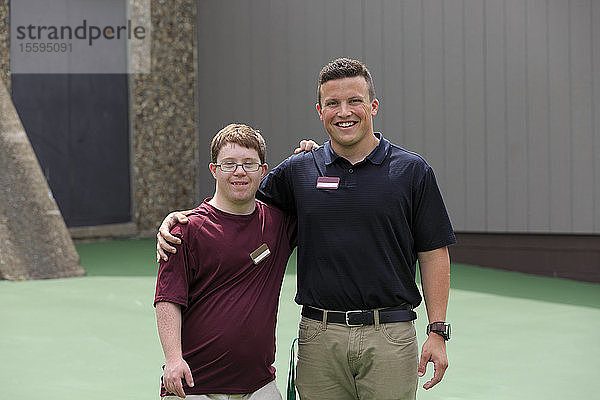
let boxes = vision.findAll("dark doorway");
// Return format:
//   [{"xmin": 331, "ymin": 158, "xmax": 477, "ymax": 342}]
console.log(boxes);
[{"xmin": 11, "ymin": 74, "xmax": 131, "ymax": 227}]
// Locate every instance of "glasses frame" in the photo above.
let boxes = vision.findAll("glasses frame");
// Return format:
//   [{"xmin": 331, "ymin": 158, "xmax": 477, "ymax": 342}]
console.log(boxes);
[{"xmin": 213, "ymin": 161, "xmax": 263, "ymax": 173}]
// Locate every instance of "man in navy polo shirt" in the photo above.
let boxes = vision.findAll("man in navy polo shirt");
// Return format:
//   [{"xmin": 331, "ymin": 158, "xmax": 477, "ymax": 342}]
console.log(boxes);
[{"xmin": 157, "ymin": 58, "xmax": 455, "ymax": 400}]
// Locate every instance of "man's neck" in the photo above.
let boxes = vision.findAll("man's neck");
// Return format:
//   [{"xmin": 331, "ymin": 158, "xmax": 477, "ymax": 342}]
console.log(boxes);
[
  {"xmin": 331, "ymin": 133, "xmax": 380, "ymax": 165},
  {"xmin": 208, "ymin": 196, "xmax": 256, "ymax": 215}
]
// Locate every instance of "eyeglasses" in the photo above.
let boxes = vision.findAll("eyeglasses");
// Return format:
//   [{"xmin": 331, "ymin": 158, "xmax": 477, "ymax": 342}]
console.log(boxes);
[{"xmin": 214, "ymin": 162, "xmax": 262, "ymax": 172}]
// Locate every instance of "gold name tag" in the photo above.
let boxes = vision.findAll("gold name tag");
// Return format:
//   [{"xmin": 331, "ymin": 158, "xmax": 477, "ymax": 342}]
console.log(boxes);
[{"xmin": 250, "ymin": 243, "xmax": 271, "ymax": 265}]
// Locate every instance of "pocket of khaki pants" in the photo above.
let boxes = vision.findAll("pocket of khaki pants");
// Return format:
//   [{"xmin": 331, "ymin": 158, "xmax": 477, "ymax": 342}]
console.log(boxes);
[
  {"xmin": 298, "ymin": 318, "xmax": 322, "ymax": 343},
  {"xmin": 381, "ymin": 321, "xmax": 417, "ymax": 345}
]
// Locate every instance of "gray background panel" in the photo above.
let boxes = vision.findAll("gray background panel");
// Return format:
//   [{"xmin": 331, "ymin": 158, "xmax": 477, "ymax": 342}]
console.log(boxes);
[
  {"xmin": 571, "ymin": 0, "xmax": 594, "ymax": 233},
  {"xmin": 548, "ymin": 0, "xmax": 572, "ymax": 232},
  {"xmin": 506, "ymin": 0, "xmax": 528, "ymax": 232},
  {"xmin": 464, "ymin": 0, "xmax": 487, "ymax": 231},
  {"xmin": 195, "ymin": 0, "xmax": 599, "ymax": 234},
  {"xmin": 595, "ymin": 1, "xmax": 600, "ymax": 234}
]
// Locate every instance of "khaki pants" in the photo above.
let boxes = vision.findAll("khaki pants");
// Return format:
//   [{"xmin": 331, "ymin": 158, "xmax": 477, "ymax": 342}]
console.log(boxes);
[
  {"xmin": 162, "ymin": 380, "xmax": 281, "ymax": 400},
  {"xmin": 295, "ymin": 315, "xmax": 418, "ymax": 400}
]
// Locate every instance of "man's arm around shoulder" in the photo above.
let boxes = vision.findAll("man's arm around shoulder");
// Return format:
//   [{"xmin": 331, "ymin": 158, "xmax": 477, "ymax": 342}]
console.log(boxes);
[{"xmin": 157, "ymin": 210, "xmax": 196, "ymax": 262}]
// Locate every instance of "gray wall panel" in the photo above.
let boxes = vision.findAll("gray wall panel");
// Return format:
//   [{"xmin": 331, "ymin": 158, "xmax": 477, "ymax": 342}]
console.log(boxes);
[
  {"xmin": 594, "ymin": 1, "xmax": 600, "ymax": 232},
  {"xmin": 250, "ymin": 0, "xmax": 273, "ymax": 143},
  {"xmin": 196, "ymin": 0, "xmax": 219, "ymax": 169},
  {"xmin": 527, "ymin": 0, "xmax": 551, "ymax": 231},
  {"xmin": 324, "ymin": 0, "xmax": 346, "ymax": 59},
  {"xmin": 364, "ymin": 0, "xmax": 384, "ymax": 111},
  {"xmin": 401, "ymin": 0, "xmax": 425, "ymax": 155},
  {"xmin": 463, "ymin": 0, "xmax": 487, "ymax": 230},
  {"xmin": 382, "ymin": 0, "xmax": 404, "ymax": 145},
  {"xmin": 269, "ymin": 0, "xmax": 289, "ymax": 149},
  {"xmin": 443, "ymin": 0, "xmax": 466, "ymax": 229},
  {"xmin": 506, "ymin": 0, "xmax": 528, "ymax": 231},
  {"xmin": 422, "ymin": 0, "xmax": 445, "ymax": 183},
  {"xmin": 548, "ymin": 0, "xmax": 572, "ymax": 232},
  {"xmin": 571, "ymin": 0, "xmax": 595, "ymax": 233},
  {"xmin": 486, "ymin": 0, "xmax": 508, "ymax": 231},
  {"xmin": 345, "ymin": 0, "xmax": 364, "ymax": 58},
  {"xmin": 287, "ymin": 0, "xmax": 309, "ymax": 153},
  {"xmin": 196, "ymin": 0, "xmax": 600, "ymax": 234},
  {"xmin": 232, "ymin": 1, "xmax": 253, "ymax": 125}
]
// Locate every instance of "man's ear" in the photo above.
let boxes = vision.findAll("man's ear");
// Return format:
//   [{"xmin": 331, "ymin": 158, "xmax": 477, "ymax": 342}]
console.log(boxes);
[
  {"xmin": 371, "ymin": 98, "xmax": 379, "ymax": 116},
  {"xmin": 209, "ymin": 163, "xmax": 217, "ymax": 179},
  {"xmin": 260, "ymin": 163, "xmax": 268, "ymax": 178},
  {"xmin": 316, "ymin": 103, "xmax": 323, "ymax": 121}
]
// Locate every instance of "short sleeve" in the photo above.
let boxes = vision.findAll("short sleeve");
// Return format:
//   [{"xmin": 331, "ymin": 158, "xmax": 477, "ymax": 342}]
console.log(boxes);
[
  {"xmin": 257, "ymin": 156, "xmax": 297, "ymax": 215},
  {"xmin": 286, "ymin": 213, "xmax": 298, "ymax": 249},
  {"xmin": 154, "ymin": 224, "xmax": 192, "ymax": 308},
  {"xmin": 412, "ymin": 166, "xmax": 456, "ymax": 252}
]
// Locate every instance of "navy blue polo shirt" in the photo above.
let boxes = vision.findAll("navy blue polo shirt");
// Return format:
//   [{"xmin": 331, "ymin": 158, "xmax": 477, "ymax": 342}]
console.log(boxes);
[{"xmin": 257, "ymin": 133, "xmax": 455, "ymax": 311}]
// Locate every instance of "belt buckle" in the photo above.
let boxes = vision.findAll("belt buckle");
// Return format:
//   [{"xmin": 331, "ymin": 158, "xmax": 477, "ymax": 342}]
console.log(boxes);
[{"xmin": 345, "ymin": 310, "xmax": 363, "ymax": 327}]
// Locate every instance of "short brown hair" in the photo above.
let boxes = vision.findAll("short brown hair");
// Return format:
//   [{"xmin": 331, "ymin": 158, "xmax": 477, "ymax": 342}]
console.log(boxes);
[
  {"xmin": 317, "ymin": 57, "xmax": 376, "ymax": 106},
  {"xmin": 211, "ymin": 123, "xmax": 266, "ymax": 163}
]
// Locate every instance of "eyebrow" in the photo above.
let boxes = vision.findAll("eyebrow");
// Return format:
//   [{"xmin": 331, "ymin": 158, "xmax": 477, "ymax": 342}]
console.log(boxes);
[
  {"xmin": 219, "ymin": 158, "xmax": 260, "ymax": 162},
  {"xmin": 324, "ymin": 94, "xmax": 365, "ymax": 101}
]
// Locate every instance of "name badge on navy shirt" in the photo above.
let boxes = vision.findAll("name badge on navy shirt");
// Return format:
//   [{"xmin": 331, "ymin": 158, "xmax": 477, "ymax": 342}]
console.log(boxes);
[
  {"xmin": 316, "ymin": 176, "xmax": 340, "ymax": 189},
  {"xmin": 250, "ymin": 243, "xmax": 271, "ymax": 265}
]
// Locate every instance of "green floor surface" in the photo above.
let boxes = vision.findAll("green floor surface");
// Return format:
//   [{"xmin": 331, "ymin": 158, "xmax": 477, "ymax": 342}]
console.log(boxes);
[{"xmin": 1, "ymin": 238, "xmax": 598, "ymax": 399}]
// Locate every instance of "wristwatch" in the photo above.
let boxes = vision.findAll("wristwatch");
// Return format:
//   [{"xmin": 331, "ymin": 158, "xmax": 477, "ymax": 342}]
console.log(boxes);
[{"xmin": 426, "ymin": 322, "xmax": 451, "ymax": 341}]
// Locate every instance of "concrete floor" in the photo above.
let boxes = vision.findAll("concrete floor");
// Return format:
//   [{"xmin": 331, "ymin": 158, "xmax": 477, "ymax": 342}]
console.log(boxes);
[{"xmin": 1, "ymin": 238, "xmax": 598, "ymax": 399}]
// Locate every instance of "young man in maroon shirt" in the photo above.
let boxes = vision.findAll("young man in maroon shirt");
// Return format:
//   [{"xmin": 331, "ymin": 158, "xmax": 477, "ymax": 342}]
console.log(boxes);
[{"xmin": 154, "ymin": 124, "xmax": 302, "ymax": 399}]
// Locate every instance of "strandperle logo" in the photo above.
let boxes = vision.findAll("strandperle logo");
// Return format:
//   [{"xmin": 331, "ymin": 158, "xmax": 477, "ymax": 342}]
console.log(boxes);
[
  {"xmin": 15, "ymin": 19, "xmax": 147, "ymax": 46},
  {"xmin": 10, "ymin": 0, "xmax": 151, "ymax": 74}
]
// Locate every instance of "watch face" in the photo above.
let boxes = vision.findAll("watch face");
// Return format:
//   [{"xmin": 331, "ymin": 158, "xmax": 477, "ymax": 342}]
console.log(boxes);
[{"xmin": 428, "ymin": 322, "xmax": 451, "ymax": 340}]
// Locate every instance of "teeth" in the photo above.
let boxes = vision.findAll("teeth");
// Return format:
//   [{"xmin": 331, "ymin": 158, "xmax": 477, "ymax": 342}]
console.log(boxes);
[{"xmin": 337, "ymin": 121, "xmax": 356, "ymax": 127}]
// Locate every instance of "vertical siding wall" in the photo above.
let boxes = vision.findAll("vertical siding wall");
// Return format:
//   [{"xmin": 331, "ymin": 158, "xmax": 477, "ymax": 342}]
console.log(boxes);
[{"xmin": 196, "ymin": 0, "xmax": 600, "ymax": 234}]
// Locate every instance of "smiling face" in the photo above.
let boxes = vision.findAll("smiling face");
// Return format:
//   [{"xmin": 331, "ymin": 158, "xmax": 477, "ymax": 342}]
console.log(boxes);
[
  {"xmin": 209, "ymin": 142, "xmax": 267, "ymax": 215},
  {"xmin": 316, "ymin": 76, "xmax": 379, "ymax": 161}
]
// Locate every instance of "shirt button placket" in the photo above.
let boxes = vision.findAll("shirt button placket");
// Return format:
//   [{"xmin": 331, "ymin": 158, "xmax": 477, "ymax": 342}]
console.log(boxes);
[{"xmin": 346, "ymin": 167, "xmax": 357, "ymax": 187}]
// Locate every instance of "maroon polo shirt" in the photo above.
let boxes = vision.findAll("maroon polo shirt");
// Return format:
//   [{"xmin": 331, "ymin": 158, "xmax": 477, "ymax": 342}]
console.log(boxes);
[{"xmin": 154, "ymin": 200, "xmax": 296, "ymax": 396}]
